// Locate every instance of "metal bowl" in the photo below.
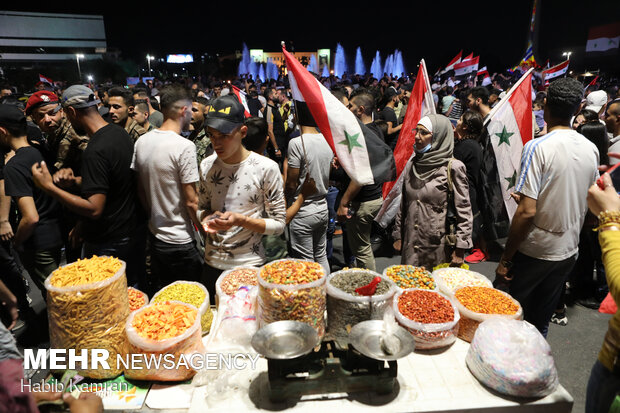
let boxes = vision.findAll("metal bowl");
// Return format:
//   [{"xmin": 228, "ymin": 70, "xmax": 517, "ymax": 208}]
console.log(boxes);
[
  {"xmin": 349, "ymin": 320, "xmax": 415, "ymax": 361},
  {"xmin": 252, "ymin": 321, "xmax": 320, "ymax": 359}
]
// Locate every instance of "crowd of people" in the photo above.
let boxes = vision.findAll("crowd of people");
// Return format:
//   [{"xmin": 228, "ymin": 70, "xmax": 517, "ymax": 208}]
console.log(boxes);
[{"xmin": 0, "ymin": 65, "xmax": 620, "ymax": 412}]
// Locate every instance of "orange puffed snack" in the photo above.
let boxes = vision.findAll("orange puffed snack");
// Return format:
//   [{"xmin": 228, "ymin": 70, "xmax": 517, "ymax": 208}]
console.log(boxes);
[{"xmin": 132, "ymin": 302, "xmax": 197, "ymax": 341}]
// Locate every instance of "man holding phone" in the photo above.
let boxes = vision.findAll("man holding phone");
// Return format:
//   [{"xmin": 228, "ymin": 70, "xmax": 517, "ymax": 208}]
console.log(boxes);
[{"xmin": 495, "ymin": 78, "xmax": 599, "ymax": 337}]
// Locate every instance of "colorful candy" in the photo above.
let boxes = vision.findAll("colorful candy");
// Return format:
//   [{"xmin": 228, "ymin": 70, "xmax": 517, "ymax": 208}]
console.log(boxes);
[
  {"xmin": 384, "ymin": 265, "xmax": 435, "ymax": 290},
  {"xmin": 397, "ymin": 290, "xmax": 454, "ymax": 323},
  {"xmin": 260, "ymin": 260, "xmax": 323, "ymax": 284},
  {"xmin": 455, "ymin": 287, "xmax": 519, "ymax": 315}
]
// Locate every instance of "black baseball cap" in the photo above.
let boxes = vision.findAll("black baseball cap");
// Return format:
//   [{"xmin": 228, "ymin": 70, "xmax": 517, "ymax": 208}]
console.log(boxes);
[
  {"xmin": 205, "ymin": 95, "xmax": 245, "ymax": 134},
  {"xmin": 0, "ymin": 104, "xmax": 26, "ymax": 127}
]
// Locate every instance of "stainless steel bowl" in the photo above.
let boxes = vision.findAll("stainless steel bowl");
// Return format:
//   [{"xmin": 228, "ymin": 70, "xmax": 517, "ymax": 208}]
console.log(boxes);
[
  {"xmin": 349, "ymin": 320, "xmax": 415, "ymax": 361},
  {"xmin": 252, "ymin": 321, "xmax": 320, "ymax": 359}
]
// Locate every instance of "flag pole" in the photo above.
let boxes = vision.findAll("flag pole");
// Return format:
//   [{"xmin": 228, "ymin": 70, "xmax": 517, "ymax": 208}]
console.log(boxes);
[
  {"xmin": 484, "ymin": 68, "xmax": 534, "ymax": 126},
  {"xmin": 420, "ymin": 59, "xmax": 436, "ymax": 115}
]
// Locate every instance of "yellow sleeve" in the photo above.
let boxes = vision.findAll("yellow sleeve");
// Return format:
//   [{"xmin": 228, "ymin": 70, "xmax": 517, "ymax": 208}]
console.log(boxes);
[{"xmin": 600, "ymin": 230, "xmax": 620, "ymax": 302}]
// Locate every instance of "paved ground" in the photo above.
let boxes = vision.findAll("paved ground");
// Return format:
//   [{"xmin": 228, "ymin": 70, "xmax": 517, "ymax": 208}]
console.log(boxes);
[{"xmin": 13, "ymin": 234, "xmax": 613, "ymax": 412}]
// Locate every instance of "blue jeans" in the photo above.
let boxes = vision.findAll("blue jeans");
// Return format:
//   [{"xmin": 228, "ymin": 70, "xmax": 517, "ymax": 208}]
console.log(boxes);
[
  {"xmin": 586, "ymin": 359, "xmax": 620, "ymax": 413},
  {"xmin": 326, "ymin": 186, "xmax": 338, "ymax": 259}
]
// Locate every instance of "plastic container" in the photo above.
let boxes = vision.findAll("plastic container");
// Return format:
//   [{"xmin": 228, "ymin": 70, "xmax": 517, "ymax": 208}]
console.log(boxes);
[
  {"xmin": 151, "ymin": 281, "xmax": 213, "ymax": 335},
  {"xmin": 453, "ymin": 286, "xmax": 523, "ymax": 343},
  {"xmin": 393, "ymin": 288, "xmax": 460, "ymax": 350},
  {"xmin": 326, "ymin": 269, "xmax": 396, "ymax": 342},
  {"xmin": 258, "ymin": 259, "xmax": 327, "ymax": 338},
  {"xmin": 215, "ymin": 267, "xmax": 259, "ymax": 308},
  {"xmin": 124, "ymin": 301, "xmax": 205, "ymax": 381},
  {"xmin": 382, "ymin": 265, "xmax": 437, "ymax": 291},
  {"xmin": 45, "ymin": 258, "xmax": 129, "ymax": 379},
  {"xmin": 432, "ymin": 268, "xmax": 492, "ymax": 297}
]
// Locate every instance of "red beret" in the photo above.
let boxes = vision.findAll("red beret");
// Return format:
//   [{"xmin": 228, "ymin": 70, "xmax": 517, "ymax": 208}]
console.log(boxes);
[{"xmin": 25, "ymin": 91, "xmax": 60, "ymax": 115}]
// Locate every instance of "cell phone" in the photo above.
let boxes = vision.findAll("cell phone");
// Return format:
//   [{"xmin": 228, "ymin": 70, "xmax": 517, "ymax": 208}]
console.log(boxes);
[{"xmin": 598, "ymin": 162, "xmax": 620, "ymax": 192}]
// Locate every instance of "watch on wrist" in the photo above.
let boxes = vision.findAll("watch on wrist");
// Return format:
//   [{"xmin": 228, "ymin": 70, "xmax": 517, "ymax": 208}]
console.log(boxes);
[{"xmin": 499, "ymin": 259, "xmax": 514, "ymax": 269}]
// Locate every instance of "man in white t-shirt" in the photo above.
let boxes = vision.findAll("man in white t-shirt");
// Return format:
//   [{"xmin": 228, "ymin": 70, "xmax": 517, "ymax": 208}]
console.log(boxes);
[
  {"xmin": 285, "ymin": 103, "xmax": 333, "ymax": 275},
  {"xmin": 198, "ymin": 95, "xmax": 286, "ymax": 299},
  {"xmin": 132, "ymin": 85, "xmax": 204, "ymax": 289},
  {"xmin": 495, "ymin": 78, "xmax": 599, "ymax": 337}
]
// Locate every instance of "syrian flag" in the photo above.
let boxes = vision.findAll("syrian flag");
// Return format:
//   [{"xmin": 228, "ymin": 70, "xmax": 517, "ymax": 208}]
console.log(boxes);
[
  {"xmin": 484, "ymin": 69, "xmax": 534, "ymax": 219},
  {"xmin": 454, "ymin": 56, "xmax": 479, "ymax": 77},
  {"xmin": 282, "ymin": 44, "xmax": 395, "ymax": 186},
  {"xmin": 39, "ymin": 74, "xmax": 53, "ymax": 84},
  {"xmin": 376, "ymin": 59, "xmax": 436, "ymax": 227},
  {"xmin": 440, "ymin": 50, "xmax": 462, "ymax": 74},
  {"xmin": 542, "ymin": 60, "xmax": 569, "ymax": 81},
  {"xmin": 587, "ymin": 75, "xmax": 600, "ymax": 89},
  {"xmin": 231, "ymin": 85, "xmax": 251, "ymax": 118},
  {"xmin": 586, "ymin": 22, "xmax": 620, "ymax": 53},
  {"xmin": 462, "ymin": 52, "xmax": 474, "ymax": 61}
]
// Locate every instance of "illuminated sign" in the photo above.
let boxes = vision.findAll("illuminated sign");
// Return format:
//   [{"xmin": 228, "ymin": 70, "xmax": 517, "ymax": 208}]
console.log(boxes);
[{"xmin": 166, "ymin": 54, "xmax": 194, "ymax": 63}]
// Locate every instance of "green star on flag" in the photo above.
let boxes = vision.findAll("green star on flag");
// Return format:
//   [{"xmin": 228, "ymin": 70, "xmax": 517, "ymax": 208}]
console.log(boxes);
[
  {"xmin": 338, "ymin": 130, "xmax": 363, "ymax": 153},
  {"xmin": 505, "ymin": 170, "xmax": 517, "ymax": 190},
  {"xmin": 495, "ymin": 126, "xmax": 514, "ymax": 146}
]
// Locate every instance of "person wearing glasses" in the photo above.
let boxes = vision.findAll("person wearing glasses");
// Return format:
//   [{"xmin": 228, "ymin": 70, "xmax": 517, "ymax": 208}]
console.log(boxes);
[{"xmin": 392, "ymin": 114, "xmax": 473, "ymax": 269}]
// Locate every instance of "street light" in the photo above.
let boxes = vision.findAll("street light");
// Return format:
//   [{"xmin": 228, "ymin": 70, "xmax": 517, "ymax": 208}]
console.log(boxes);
[
  {"xmin": 562, "ymin": 51, "xmax": 572, "ymax": 60},
  {"xmin": 147, "ymin": 54, "xmax": 155, "ymax": 76},
  {"xmin": 75, "ymin": 54, "xmax": 84, "ymax": 81}
]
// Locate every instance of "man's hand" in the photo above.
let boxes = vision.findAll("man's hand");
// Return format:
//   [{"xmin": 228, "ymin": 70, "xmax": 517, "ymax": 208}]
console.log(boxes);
[
  {"xmin": 300, "ymin": 175, "xmax": 317, "ymax": 198},
  {"xmin": 32, "ymin": 391, "xmax": 62, "ymax": 404},
  {"xmin": 510, "ymin": 192, "xmax": 521, "ymax": 204},
  {"xmin": 31, "ymin": 161, "xmax": 55, "ymax": 192},
  {"xmin": 0, "ymin": 221, "xmax": 13, "ymax": 242},
  {"xmin": 274, "ymin": 148, "xmax": 282, "ymax": 159},
  {"xmin": 63, "ymin": 392, "xmax": 103, "ymax": 413},
  {"xmin": 69, "ymin": 224, "xmax": 83, "ymax": 249},
  {"xmin": 450, "ymin": 248, "xmax": 465, "ymax": 267},
  {"xmin": 494, "ymin": 261, "xmax": 513, "ymax": 291},
  {"xmin": 210, "ymin": 211, "xmax": 247, "ymax": 231},
  {"xmin": 588, "ymin": 172, "xmax": 620, "ymax": 216},
  {"xmin": 2, "ymin": 290, "xmax": 18, "ymax": 330},
  {"xmin": 53, "ymin": 168, "xmax": 77, "ymax": 189},
  {"xmin": 337, "ymin": 203, "xmax": 349, "ymax": 223},
  {"xmin": 201, "ymin": 212, "xmax": 222, "ymax": 233}
]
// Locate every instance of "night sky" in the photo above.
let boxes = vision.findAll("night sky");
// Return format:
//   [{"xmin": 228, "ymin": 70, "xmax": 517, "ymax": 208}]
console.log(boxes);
[{"xmin": 7, "ymin": 0, "xmax": 620, "ymax": 74}]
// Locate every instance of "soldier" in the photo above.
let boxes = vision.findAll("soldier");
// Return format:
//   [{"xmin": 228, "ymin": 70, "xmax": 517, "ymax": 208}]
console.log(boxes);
[
  {"xmin": 107, "ymin": 87, "xmax": 147, "ymax": 142},
  {"xmin": 188, "ymin": 96, "xmax": 213, "ymax": 166},
  {"xmin": 25, "ymin": 91, "xmax": 89, "ymax": 176}
]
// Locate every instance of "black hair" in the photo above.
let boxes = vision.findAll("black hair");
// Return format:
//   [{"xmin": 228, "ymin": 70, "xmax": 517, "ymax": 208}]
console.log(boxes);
[
  {"xmin": 372, "ymin": 119, "xmax": 388, "ymax": 140},
  {"xmin": 331, "ymin": 89, "xmax": 347, "ymax": 104},
  {"xmin": 263, "ymin": 87, "xmax": 275, "ymax": 100},
  {"xmin": 243, "ymin": 117, "xmax": 268, "ymax": 153},
  {"xmin": 0, "ymin": 96, "xmax": 25, "ymax": 111},
  {"xmin": 134, "ymin": 101, "xmax": 149, "ymax": 114},
  {"xmin": 546, "ymin": 78, "xmax": 583, "ymax": 120},
  {"xmin": 578, "ymin": 109, "xmax": 599, "ymax": 123},
  {"xmin": 469, "ymin": 86, "xmax": 490, "ymax": 105},
  {"xmin": 460, "ymin": 110, "xmax": 483, "ymax": 141},
  {"xmin": 159, "ymin": 85, "xmax": 191, "ymax": 112},
  {"xmin": 108, "ymin": 86, "xmax": 135, "ymax": 107},
  {"xmin": 577, "ymin": 121, "xmax": 609, "ymax": 165},
  {"xmin": 350, "ymin": 93, "xmax": 375, "ymax": 116},
  {"xmin": 150, "ymin": 97, "xmax": 160, "ymax": 111},
  {"xmin": 193, "ymin": 96, "xmax": 210, "ymax": 106},
  {"xmin": 133, "ymin": 89, "xmax": 149, "ymax": 99}
]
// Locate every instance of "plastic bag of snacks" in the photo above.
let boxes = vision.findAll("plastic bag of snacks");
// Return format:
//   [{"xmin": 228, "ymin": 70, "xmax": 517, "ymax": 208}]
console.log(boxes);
[
  {"xmin": 206, "ymin": 286, "xmax": 258, "ymax": 353},
  {"xmin": 215, "ymin": 267, "xmax": 259, "ymax": 307},
  {"xmin": 432, "ymin": 268, "xmax": 492, "ymax": 297},
  {"xmin": 326, "ymin": 269, "xmax": 395, "ymax": 342},
  {"xmin": 128, "ymin": 287, "xmax": 149, "ymax": 311},
  {"xmin": 152, "ymin": 281, "xmax": 213, "ymax": 335},
  {"xmin": 466, "ymin": 318, "xmax": 558, "ymax": 397},
  {"xmin": 383, "ymin": 265, "xmax": 437, "ymax": 291},
  {"xmin": 453, "ymin": 286, "xmax": 522, "ymax": 342},
  {"xmin": 124, "ymin": 301, "xmax": 205, "ymax": 381},
  {"xmin": 393, "ymin": 289, "xmax": 460, "ymax": 350},
  {"xmin": 258, "ymin": 259, "xmax": 326, "ymax": 338},
  {"xmin": 45, "ymin": 256, "xmax": 129, "ymax": 379}
]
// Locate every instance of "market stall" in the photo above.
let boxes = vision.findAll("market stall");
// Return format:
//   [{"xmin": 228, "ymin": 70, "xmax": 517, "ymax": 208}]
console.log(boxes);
[{"xmin": 37, "ymin": 258, "xmax": 573, "ymax": 412}]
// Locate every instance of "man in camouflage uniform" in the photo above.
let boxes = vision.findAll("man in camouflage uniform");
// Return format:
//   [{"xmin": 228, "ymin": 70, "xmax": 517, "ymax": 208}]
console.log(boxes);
[
  {"xmin": 25, "ymin": 91, "xmax": 89, "ymax": 175},
  {"xmin": 189, "ymin": 96, "xmax": 213, "ymax": 166},
  {"xmin": 108, "ymin": 86, "xmax": 147, "ymax": 142}
]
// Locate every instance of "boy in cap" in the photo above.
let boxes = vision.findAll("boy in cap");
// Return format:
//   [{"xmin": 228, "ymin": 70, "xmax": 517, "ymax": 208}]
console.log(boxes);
[
  {"xmin": 198, "ymin": 95, "xmax": 286, "ymax": 298},
  {"xmin": 0, "ymin": 104, "xmax": 63, "ymax": 294},
  {"xmin": 31, "ymin": 85, "xmax": 142, "ymax": 285}
]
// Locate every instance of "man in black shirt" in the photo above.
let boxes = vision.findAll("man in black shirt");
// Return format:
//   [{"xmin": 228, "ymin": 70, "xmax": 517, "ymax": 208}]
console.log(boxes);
[
  {"xmin": 31, "ymin": 85, "xmax": 141, "ymax": 284},
  {"xmin": 0, "ymin": 104, "xmax": 63, "ymax": 293},
  {"xmin": 379, "ymin": 88, "xmax": 402, "ymax": 149},
  {"xmin": 246, "ymin": 83, "xmax": 263, "ymax": 117}
]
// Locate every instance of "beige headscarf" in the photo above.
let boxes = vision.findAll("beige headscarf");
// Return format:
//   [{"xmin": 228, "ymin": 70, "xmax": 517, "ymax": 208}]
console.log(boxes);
[{"xmin": 412, "ymin": 114, "xmax": 454, "ymax": 180}]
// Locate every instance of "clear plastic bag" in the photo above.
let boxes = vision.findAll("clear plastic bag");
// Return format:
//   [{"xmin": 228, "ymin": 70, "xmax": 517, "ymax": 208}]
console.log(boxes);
[
  {"xmin": 207, "ymin": 286, "xmax": 259, "ymax": 353},
  {"xmin": 152, "ymin": 281, "xmax": 213, "ymax": 335},
  {"xmin": 215, "ymin": 267, "xmax": 259, "ymax": 308},
  {"xmin": 257, "ymin": 259, "xmax": 327, "ymax": 338},
  {"xmin": 432, "ymin": 268, "xmax": 492, "ymax": 296},
  {"xmin": 453, "ymin": 287, "xmax": 523, "ymax": 343},
  {"xmin": 466, "ymin": 318, "xmax": 559, "ymax": 398},
  {"xmin": 45, "ymin": 259, "xmax": 129, "ymax": 379},
  {"xmin": 393, "ymin": 289, "xmax": 460, "ymax": 350},
  {"xmin": 124, "ymin": 301, "xmax": 205, "ymax": 381},
  {"xmin": 326, "ymin": 269, "xmax": 395, "ymax": 342}
]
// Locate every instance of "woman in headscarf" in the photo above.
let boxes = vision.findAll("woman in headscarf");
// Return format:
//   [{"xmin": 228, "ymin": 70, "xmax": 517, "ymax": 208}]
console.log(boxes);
[{"xmin": 392, "ymin": 114, "xmax": 473, "ymax": 269}]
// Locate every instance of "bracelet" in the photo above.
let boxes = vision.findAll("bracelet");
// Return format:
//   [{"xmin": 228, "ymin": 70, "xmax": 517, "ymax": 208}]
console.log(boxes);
[{"xmin": 595, "ymin": 210, "xmax": 620, "ymax": 231}]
